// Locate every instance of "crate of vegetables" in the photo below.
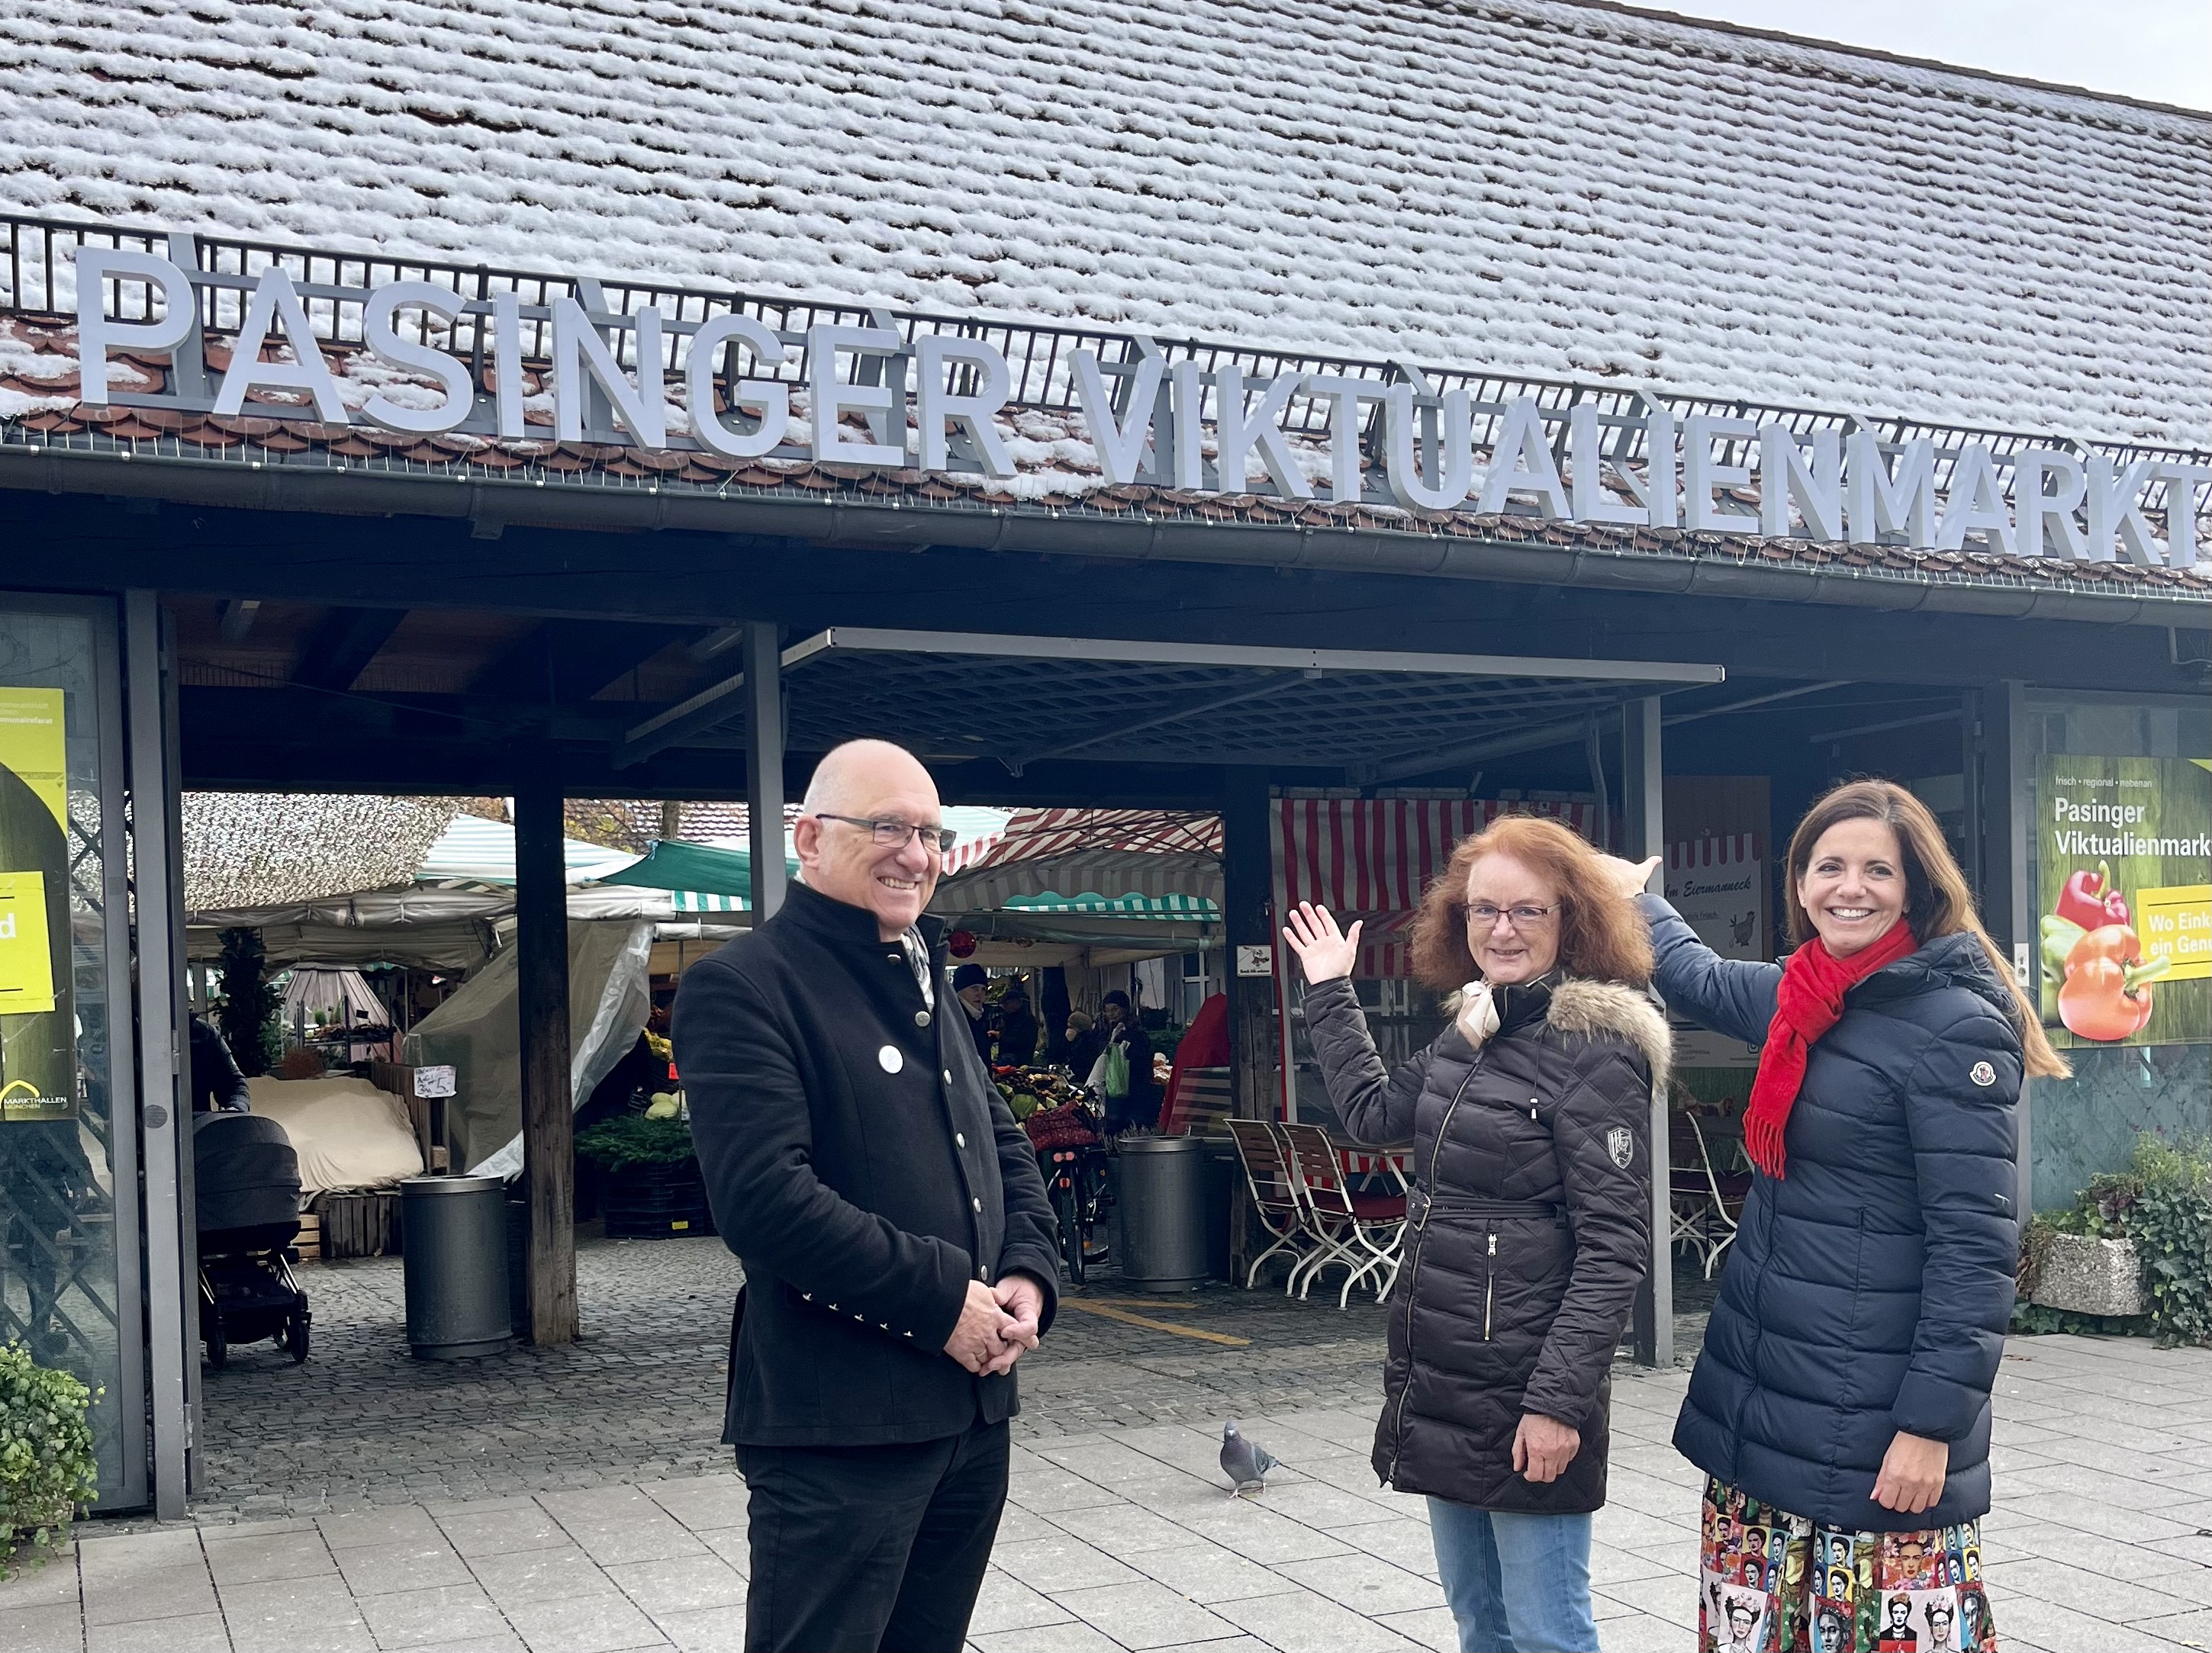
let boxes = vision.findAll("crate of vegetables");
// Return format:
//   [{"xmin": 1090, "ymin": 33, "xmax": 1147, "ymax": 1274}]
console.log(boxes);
[{"xmin": 575, "ymin": 1115, "xmax": 716, "ymax": 1239}]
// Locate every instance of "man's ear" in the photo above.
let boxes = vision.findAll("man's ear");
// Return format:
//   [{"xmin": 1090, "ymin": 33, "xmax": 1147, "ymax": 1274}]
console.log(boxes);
[{"xmin": 792, "ymin": 814, "xmax": 822, "ymax": 870}]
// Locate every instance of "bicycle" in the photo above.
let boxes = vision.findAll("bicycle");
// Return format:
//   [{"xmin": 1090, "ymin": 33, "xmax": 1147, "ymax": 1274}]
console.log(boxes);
[{"xmin": 1022, "ymin": 1095, "xmax": 1113, "ymax": 1285}]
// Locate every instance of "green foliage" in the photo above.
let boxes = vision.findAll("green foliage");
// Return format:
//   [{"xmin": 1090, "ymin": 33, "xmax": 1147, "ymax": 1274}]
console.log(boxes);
[
  {"xmin": 0, "ymin": 1342, "xmax": 99, "ymax": 1574},
  {"xmin": 2013, "ymin": 1135, "xmax": 2212, "ymax": 1347},
  {"xmin": 2129, "ymin": 1135, "xmax": 2212, "ymax": 1348},
  {"xmin": 214, "ymin": 927, "xmax": 280, "ymax": 1079},
  {"xmin": 574, "ymin": 1114, "xmax": 697, "ymax": 1172}
]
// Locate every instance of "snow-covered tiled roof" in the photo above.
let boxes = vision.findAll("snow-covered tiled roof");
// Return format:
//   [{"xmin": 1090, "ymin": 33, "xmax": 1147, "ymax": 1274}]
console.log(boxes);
[{"xmin": 3, "ymin": 1, "xmax": 2206, "ymax": 449}]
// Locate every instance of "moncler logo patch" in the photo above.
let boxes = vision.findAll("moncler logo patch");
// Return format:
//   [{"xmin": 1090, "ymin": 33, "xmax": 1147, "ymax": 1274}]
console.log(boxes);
[
  {"xmin": 1969, "ymin": 1060, "xmax": 1996, "ymax": 1087},
  {"xmin": 1606, "ymin": 1126, "xmax": 1634, "ymax": 1169},
  {"xmin": 878, "ymin": 1045, "xmax": 904, "ymax": 1075}
]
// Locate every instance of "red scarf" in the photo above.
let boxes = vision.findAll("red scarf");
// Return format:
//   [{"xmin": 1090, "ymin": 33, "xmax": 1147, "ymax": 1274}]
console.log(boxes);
[{"xmin": 1745, "ymin": 922, "xmax": 1917, "ymax": 1179}]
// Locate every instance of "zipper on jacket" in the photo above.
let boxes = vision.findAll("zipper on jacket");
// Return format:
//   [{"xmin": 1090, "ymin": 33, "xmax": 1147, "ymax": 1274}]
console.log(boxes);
[
  {"xmin": 1483, "ymin": 1231, "xmax": 1497, "ymax": 1340},
  {"xmin": 1386, "ymin": 1059, "xmax": 1482, "ymax": 1484}
]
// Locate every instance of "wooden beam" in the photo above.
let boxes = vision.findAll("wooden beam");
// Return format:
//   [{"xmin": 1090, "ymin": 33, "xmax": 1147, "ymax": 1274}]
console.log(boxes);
[
  {"xmin": 514, "ymin": 772, "xmax": 578, "ymax": 1346},
  {"xmin": 294, "ymin": 606, "xmax": 408, "ymax": 692}
]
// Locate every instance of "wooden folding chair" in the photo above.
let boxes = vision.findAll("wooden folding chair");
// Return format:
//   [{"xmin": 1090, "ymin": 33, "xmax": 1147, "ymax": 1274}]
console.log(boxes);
[
  {"xmin": 1226, "ymin": 1119, "xmax": 1310, "ymax": 1290},
  {"xmin": 1279, "ymin": 1123, "xmax": 1406, "ymax": 1309}
]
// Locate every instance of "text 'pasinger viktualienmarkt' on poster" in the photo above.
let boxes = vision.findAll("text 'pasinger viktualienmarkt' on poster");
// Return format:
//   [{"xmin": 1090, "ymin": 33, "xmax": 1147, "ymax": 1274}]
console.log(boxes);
[{"xmin": 2038, "ymin": 756, "xmax": 2212, "ymax": 1049}]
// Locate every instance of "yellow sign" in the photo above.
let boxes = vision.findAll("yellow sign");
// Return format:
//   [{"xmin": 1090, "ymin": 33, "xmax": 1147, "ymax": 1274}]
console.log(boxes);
[
  {"xmin": 2137, "ymin": 884, "xmax": 2212, "ymax": 983},
  {"xmin": 0, "ymin": 687, "xmax": 66, "ymax": 832},
  {"xmin": 0, "ymin": 871, "xmax": 56, "ymax": 1015}
]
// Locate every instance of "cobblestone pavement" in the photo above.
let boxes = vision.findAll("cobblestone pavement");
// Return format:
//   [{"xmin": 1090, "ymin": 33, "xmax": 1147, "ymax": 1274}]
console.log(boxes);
[{"xmin": 10, "ymin": 1234, "xmax": 2209, "ymax": 1651}]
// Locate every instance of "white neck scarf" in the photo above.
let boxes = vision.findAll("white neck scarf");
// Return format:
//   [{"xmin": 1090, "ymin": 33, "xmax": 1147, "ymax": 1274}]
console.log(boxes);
[{"xmin": 1455, "ymin": 979, "xmax": 1502, "ymax": 1049}]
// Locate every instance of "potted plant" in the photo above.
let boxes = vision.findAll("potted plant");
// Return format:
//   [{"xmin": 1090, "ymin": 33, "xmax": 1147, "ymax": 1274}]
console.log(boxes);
[
  {"xmin": 574, "ymin": 1114, "xmax": 716, "ymax": 1239},
  {"xmin": 2020, "ymin": 1136, "xmax": 2212, "ymax": 1346},
  {"xmin": 0, "ymin": 1342, "xmax": 99, "ymax": 1577}
]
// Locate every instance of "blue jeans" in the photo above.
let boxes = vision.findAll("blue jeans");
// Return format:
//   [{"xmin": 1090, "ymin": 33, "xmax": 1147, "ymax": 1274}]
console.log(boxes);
[{"xmin": 1428, "ymin": 1499, "xmax": 1598, "ymax": 1653}]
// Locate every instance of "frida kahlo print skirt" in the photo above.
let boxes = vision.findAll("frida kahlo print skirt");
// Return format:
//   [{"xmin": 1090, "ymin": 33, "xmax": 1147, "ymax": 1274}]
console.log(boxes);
[{"xmin": 1700, "ymin": 1477, "xmax": 1998, "ymax": 1653}]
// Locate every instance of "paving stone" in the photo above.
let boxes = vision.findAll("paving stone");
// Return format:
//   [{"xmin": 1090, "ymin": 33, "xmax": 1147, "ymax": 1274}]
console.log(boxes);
[
  {"xmin": 649, "ymin": 1604, "xmax": 748, "ymax": 1652},
  {"xmin": 1272, "ymin": 1551, "xmax": 1447, "ymax": 1614},
  {"xmin": 1596, "ymin": 1569, "xmax": 1701, "ymax": 1631},
  {"xmin": 1212, "ymin": 1584, "xmax": 1425, "ymax": 1650},
  {"xmin": 1048, "ymin": 1579, "xmax": 1241, "ymax": 1649},
  {"xmin": 1167, "ymin": 1498, "xmax": 1357, "ymax": 1565},
  {"xmin": 218, "ymin": 1576, "xmax": 375, "ymax": 1653},
  {"xmin": 318, "ymin": 1507, "xmax": 446, "ymax": 1552},
  {"xmin": 0, "ymin": 1552, "xmax": 82, "ymax": 1609},
  {"xmin": 602, "ymin": 1556, "xmax": 746, "ymax": 1615},
  {"xmin": 1335, "ymin": 1518, "xmax": 1441, "ymax": 1577},
  {"xmin": 358, "ymin": 1582, "xmax": 508, "ymax": 1649},
  {"xmin": 84, "ymin": 1610, "xmax": 231, "ymax": 1652},
  {"xmin": 1983, "ymin": 1555, "xmax": 2203, "ymax": 1622},
  {"xmin": 968, "ymin": 1568, "xmax": 1074, "ymax": 1635},
  {"xmin": 438, "ymin": 1507, "xmax": 575, "ymax": 1558},
  {"xmin": 467, "ymin": 1545, "xmax": 625, "ymax": 1610},
  {"xmin": 502, "ymin": 1592, "xmax": 667, "ymax": 1653},
  {"xmin": 1994, "ymin": 1594, "xmax": 2202, "ymax": 1653},
  {"xmin": 81, "ymin": 1563, "xmax": 217, "ymax": 1625},
  {"xmin": 990, "ymin": 1535, "xmax": 1147, "ymax": 1593},
  {"xmin": 637, "ymin": 1478, "xmax": 749, "ymax": 1534},
  {"xmin": 0, "ymin": 1600, "xmax": 85, "ymax": 1653},
  {"xmin": 201, "ymin": 1529, "xmax": 336, "ymax": 1587},
  {"xmin": 333, "ymin": 1536, "xmax": 475, "ymax": 1596},
  {"xmin": 970, "ymin": 1622, "xmax": 1127, "ymax": 1653},
  {"xmin": 538, "ymin": 1490, "xmax": 708, "ymax": 1567},
  {"xmin": 1128, "ymin": 1539, "xmax": 1308, "ymax": 1606},
  {"xmin": 1043, "ymin": 1501, "xmax": 1195, "ymax": 1555},
  {"xmin": 1373, "ymin": 1605, "xmax": 1459, "ymax": 1652},
  {"xmin": 1596, "ymin": 1609, "xmax": 1694, "ymax": 1653}
]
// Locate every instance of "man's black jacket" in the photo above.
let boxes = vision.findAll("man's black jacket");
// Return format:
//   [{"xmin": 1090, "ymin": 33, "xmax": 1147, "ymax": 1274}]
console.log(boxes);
[{"xmin": 675, "ymin": 880, "xmax": 1060, "ymax": 1447}]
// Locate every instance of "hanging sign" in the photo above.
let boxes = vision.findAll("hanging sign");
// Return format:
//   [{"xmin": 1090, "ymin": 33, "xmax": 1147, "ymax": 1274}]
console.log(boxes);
[
  {"xmin": 1665, "ymin": 836, "xmax": 1767, "ymax": 1069},
  {"xmin": 0, "ymin": 871, "xmax": 56, "ymax": 1016},
  {"xmin": 2037, "ymin": 757, "xmax": 2212, "ymax": 1047}
]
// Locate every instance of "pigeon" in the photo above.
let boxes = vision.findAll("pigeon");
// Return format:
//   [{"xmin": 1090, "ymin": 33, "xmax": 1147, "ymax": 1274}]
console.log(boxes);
[{"xmin": 1219, "ymin": 1421, "xmax": 1277, "ymax": 1498}]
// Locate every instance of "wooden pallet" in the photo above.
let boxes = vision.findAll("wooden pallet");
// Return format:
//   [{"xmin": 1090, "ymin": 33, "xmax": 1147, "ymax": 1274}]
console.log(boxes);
[
  {"xmin": 314, "ymin": 1190, "xmax": 401, "ymax": 1258},
  {"xmin": 295, "ymin": 1211, "xmax": 322, "ymax": 1262}
]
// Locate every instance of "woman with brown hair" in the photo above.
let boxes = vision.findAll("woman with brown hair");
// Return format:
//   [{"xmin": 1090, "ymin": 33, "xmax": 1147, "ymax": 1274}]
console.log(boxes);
[
  {"xmin": 1607, "ymin": 778, "xmax": 2067, "ymax": 1653},
  {"xmin": 1283, "ymin": 814, "xmax": 1666, "ymax": 1653}
]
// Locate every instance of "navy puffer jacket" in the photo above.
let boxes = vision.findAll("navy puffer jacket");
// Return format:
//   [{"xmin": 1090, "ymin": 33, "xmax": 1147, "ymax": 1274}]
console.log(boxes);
[{"xmin": 1640, "ymin": 896, "xmax": 2022, "ymax": 1532}]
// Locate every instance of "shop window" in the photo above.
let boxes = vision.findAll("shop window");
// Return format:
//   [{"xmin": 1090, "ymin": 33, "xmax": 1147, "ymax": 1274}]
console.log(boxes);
[
  {"xmin": 2025, "ymin": 690, "xmax": 2212, "ymax": 1211},
  {"xmin": 0, "ymin": 603, "xmax": 137, "ymax": 1503}
]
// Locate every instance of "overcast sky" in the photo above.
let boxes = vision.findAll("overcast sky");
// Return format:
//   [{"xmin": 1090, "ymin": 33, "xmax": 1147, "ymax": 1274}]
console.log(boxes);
[{"xmin": 1650, "ymin": 0, "xmax": 2211, "ymax": 111}]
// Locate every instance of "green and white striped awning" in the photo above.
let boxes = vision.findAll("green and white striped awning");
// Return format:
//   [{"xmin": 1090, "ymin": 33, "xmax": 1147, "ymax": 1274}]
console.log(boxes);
[{"xmin": 994, "ymin": 891, "xmax": 1220, "ymax": 918}]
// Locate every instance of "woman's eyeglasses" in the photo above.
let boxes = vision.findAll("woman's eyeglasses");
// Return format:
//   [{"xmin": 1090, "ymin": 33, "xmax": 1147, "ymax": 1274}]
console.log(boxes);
[
  {"xmin": 811, "ymin": 813, "xmax": 959, "ymax": 853},
  {"xmin": 1463, "ymin": 902, "xmax": 1557, "ymax": 929}
]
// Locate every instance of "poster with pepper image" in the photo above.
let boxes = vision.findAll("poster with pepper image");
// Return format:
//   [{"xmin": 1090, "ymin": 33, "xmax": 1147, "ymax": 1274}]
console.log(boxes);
[
  {"xmin": 0, "ymin": 687, "xmax": 76, "ymax": 1121},
  {"xmin": 2037, "ymin": 756, "xmax": 2212, "ymax": 1048}
]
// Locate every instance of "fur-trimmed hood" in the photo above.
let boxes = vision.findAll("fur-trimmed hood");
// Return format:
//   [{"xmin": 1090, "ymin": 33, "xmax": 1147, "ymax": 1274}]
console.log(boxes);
[{"xmin": 1547, "ymin": 977, "xmax": 1673, "ymax": 1089}]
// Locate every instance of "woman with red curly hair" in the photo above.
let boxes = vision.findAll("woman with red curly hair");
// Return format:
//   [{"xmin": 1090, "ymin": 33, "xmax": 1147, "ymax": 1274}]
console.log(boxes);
[{"xmin": 1284, "ymin": 814, "xmax": 1666, "ymax": 1653}]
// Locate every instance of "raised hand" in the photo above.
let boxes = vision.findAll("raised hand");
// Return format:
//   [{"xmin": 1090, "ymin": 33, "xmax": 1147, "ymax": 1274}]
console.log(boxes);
[
  {"xmin": 1595, "ymin": 854, "xmax": 1663, "ymax": 900},
  {"xmin": 1281, "ymin": 901, "xmax": 1364, "ymax": 984}
]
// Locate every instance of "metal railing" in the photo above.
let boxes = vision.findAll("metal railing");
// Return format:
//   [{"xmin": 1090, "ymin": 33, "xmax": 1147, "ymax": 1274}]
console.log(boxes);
[{"xmin": 5, "ymin": 211, "xmax": 2207, "ymax": 503}]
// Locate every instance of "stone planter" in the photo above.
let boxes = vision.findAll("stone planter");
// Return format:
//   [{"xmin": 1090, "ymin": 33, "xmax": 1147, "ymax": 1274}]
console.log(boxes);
[{"xmin": 2030, "ymin": 1234, "xmax": 2145, "ymax": 1317}]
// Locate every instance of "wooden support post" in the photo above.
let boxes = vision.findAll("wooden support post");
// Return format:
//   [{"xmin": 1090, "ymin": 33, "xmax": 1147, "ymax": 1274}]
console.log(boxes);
[
  {"xmin": 1625, "ymin": 696, "xmax": 1672, "ymax": 1370},
  {"xmin": 514, "ymin": 772, "xmax": 578, "ymax": 1345},
  {"xmin": 1220, "ymin": 768, "xmax": 1277, "ymax": 1283},
  {"xmin": 1222, "ymin": 767, "xmax": 1277, "ymax": 1122},
  {"xmin": 744, "ymin": 622, "xmax": 787, "ymax": 922}
]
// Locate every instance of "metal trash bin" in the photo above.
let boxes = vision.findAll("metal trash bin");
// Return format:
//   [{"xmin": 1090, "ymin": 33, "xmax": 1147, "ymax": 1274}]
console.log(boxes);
[
  {"xmin": 400, "ymin": 1175, "xmax": 514, "ymax": 1359},
  {"xmin": 1113, "ymin": 1136, "xmax": 1212, "ymax": 1291}
]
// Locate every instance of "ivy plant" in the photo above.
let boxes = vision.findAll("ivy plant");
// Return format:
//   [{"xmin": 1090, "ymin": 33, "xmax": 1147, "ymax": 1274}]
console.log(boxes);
[{"xmin": 0, "ymin": 1342, "xmax": 99, "ymax": 1576}]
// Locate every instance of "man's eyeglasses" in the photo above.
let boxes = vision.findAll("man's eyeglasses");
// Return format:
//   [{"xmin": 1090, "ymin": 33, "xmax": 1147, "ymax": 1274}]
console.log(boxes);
[
  {"xmin": 1463, "ymin": 902, "xmax": 1558, "ymax": 929},
  {"xmin": 812, "ymin": 813, "xmax": 958, "ymax": 853}
]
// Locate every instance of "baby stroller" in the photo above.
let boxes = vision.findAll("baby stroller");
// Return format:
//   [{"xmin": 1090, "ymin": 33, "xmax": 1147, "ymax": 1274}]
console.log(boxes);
[{"xmin": 195, "ymin": 1113, "xmax": 311, "ymax": 1367}]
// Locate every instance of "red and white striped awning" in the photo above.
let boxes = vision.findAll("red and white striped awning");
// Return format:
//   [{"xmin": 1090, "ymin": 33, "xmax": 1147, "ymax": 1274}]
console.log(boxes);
[
  {"xmin": 932, "ymin": 808, "xmax": 1222, "ymax": 912},
  {"xmin": 1666, "ymin": 833, "xmax": 1763, "ymax": 870},
  {"xmin": 1273, "ymin": 798, "xmax": 1596, "ymax": 913}
]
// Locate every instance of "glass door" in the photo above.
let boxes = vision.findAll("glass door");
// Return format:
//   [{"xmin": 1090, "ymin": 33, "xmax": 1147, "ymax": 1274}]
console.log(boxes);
[{"xmin": 0, "ymin": 598, "xmax": 143, "ymax": 1509}]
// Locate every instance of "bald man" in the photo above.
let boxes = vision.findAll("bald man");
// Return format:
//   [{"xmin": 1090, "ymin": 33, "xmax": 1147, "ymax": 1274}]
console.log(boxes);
[{"xmin": 675, "ymin": 738, "xmax": 1061, "ymax": 1653}]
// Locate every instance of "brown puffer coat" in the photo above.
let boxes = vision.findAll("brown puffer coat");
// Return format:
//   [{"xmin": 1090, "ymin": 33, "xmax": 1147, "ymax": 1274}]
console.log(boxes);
[{"xmin": 1304, "ymin": 973, "xmax": 1666, "ymax": 1514}]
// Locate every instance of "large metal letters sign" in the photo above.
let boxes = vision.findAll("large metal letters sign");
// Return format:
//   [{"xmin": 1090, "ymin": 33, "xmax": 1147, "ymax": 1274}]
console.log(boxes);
[{"xmin": 69, "ymin": 246, "xmax": 2209, "ymax": 567}]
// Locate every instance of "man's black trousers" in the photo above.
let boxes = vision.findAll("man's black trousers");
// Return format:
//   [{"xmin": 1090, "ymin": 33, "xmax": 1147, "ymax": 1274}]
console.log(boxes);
[{"xmin": 737, "ymin": 1417, "xmax": 1009, "ymax": 1652}]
